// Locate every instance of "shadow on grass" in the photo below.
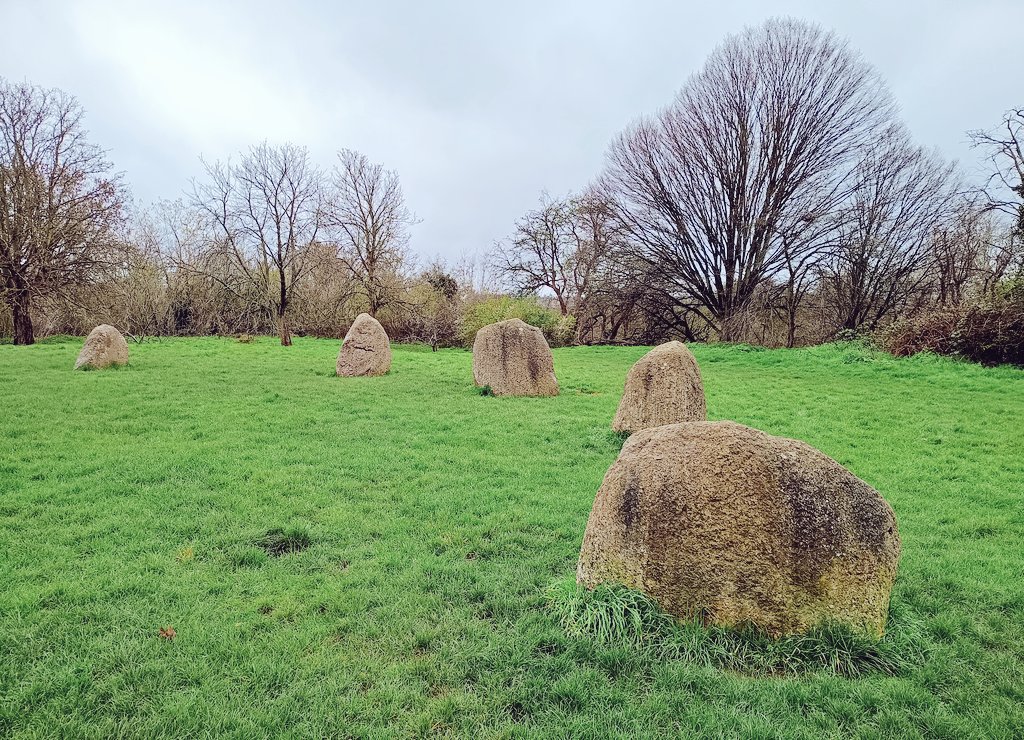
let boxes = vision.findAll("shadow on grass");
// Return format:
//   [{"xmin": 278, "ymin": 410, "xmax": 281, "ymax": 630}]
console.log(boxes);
[
  {"xmin": 546, "ymin": 577, "xmax": 927, "ymax": 678},
  {"xmin": 75, "ymin": 363, "xmax": 131, "ymax": 372}
]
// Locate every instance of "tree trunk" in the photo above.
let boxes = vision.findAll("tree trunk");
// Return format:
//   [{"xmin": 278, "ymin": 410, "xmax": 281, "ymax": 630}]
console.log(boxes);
[
  {"xmin": 718, "ymin": 310, "xmax": 738, "ymax": 343},
  {"xmin": 11, "ymin": 289, "xmax": 35, "ymax": 346},
  {"xmin": 278, "ymin": 309, "xmax": 292, "ymax": 346},
  {"xmin": 786, "ymin": 284, "xmax": 798, "ymax": 349},
  {"xmin": 277, "ymin": 271, "xmax": 292, "ymax": 346}
]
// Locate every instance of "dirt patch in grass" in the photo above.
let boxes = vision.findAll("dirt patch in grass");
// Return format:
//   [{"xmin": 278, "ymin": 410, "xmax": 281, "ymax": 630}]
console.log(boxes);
[{"xmin": 255, "ymin": 526, "xmax": 313, "ymax": 556}]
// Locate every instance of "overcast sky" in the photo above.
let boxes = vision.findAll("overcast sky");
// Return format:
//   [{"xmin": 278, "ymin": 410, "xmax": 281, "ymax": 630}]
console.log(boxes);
[{"xmin": 3, "ymin": 0, "xmax": 1021, "ymax": 263}]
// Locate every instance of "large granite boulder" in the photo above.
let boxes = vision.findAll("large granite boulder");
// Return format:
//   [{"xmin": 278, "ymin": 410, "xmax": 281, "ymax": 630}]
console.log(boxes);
[
  {"xmin": 577, "ymin": 421, "xmax": 901, "ymax": 637},
  {"xmin": 74, "ymin": 325, "xmax": 129, "ymax": 370},
  {"xmin": 336, "ymin": 313, "xmax": 392, "ymax": 377},
  {"xmin": 613, "ymin": 341, "xmax": 706, "ymax": 433},
  {"xmin": 472, "ymin": 318, "xmax": 559, "ymax": 397}
]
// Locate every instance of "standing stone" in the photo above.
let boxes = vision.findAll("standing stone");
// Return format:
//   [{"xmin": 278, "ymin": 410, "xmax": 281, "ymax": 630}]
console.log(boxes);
[
  {"xmin": 577, "ymin": 421, "xmax": 901, "ymax": 637},
  {"xmin": 613, "ymin": 341, "xmax": 706, "ymax": 433},
  {"xmin": 336, "ymin": 313, "xmax": 392, "ymax": 377},
  {"xmin": 472, "ymin": 318, "xmax": 559, "ymax": 396},
  {"xmin": 74, "ymin": 325, "xmax": 129, "ymax": 370}
]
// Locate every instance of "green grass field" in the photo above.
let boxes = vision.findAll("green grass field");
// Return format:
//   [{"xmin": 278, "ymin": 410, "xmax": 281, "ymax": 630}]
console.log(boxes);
[{"xmin": 1, "ymin": 338, "xmax": 1022, "ymax": 737}]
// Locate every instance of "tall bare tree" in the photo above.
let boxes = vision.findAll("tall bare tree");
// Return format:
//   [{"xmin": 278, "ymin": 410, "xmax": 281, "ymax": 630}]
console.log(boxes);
[
  {"xmin": 191, "ymin": 143, "xmax": 323, "ymax": 345},
  {"xmin": 602, "ymin": 18, "xmax": 897, "ymax": 340},
  {"xmin": 825, "ymin": 129, "xmax": 959, "ymax": 331},
  {"xmin": 0, "ymin": 79, "xmax": 125, "ymax": 344},
  {"xmin": 326, "ymin": 149, "xmax": 414, "ymax": 316}
]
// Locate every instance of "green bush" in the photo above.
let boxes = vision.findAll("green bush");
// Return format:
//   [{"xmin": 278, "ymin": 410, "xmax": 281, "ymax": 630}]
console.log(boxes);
[{"xmin": 460, "ymin": 295, "xmax": 571, "ymax": 347}]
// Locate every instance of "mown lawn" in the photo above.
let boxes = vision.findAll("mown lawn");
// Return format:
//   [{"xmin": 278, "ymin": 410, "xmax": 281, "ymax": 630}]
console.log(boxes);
[{"xmin": 1, "ymin": 337, "xmax": 1022, "ymax": 738}]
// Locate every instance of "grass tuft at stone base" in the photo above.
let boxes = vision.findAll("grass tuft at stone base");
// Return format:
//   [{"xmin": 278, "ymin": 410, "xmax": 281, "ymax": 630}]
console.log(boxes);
[{"xmin": 546, "ymin": 577, "xmax": 928, "ymax": 678}]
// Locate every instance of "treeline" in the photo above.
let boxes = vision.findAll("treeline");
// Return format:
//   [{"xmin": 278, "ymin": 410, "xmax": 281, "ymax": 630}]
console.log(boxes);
[
  {"xmin": 2, "ymin": 19, "xmax": 1022, "ymax": 363},
  {"xmin": 0, "ymin": 77, "xmax": 559, "ymax": 349},
  {"xmin": 496, "ymin": 20, "xmax": 1023, "ymax": 357},
  {"xmin": 0, "ymin": 81, "xmax": 470, "ymax": 348}
]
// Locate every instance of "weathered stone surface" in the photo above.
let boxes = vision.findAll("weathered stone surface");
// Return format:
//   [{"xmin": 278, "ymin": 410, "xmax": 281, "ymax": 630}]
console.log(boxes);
[
  {"xmin": 74, "ymin": 325, "xmax": 129, "ymax": 370},
  {"xmin": 613, "ymin": 341, "xmax": 706, "ymax": 433},
  {"xmin": 472, "ymin": 318, "xmax": 559, "ymax": 397},
  {"xmin": 336, "ymin": 313, "xmax": 392, "ymax": 377},
  {"xmin": 577, "ymin": 421, "xmax": 901, "ymax": 636}
]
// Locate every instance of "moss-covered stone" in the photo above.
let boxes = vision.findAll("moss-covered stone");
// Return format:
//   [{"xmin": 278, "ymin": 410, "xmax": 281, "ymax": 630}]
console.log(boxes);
[{"xmin": 576, "ymin": 421, "xmax": 901, "ymax": 637}]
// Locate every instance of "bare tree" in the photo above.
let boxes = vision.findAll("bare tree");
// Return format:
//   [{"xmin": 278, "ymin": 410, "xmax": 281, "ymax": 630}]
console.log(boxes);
[
  {"xmin": 970, "ymin": 108, "xmax": 1024, "ymax": 231},
  {"xmin": 825, "ymin": 129, "xmax": 959, "ymax": 331},
  {"xmin": 288, "ymin": 241, "xmax": 361, "ymax": 337},
  {"xmin": 101, "ymin": 206, "xmax": 173, "ymax": 341},
  {"xmin": 776, "ymin": 218, "xmax": 833, "ymax": 347},
  {"xmin": 191, "ymin": 143, "xmax": 323, "ymax": 345},
  {"xmin": 929, "ymin": 201, "xmax": 994, "ymax": 307},
  {"xmin": 495, "ymin": 193, "xmax": 576, "ymax": 313},
  {"xmin": 326, "ymin": 149, "xmax": 415, "ymax": 316},
  {"xmin": 568, "ymin": 192, "xmax": 628, "ymax": 342},
  {"xmin": 0, "ymin": 79, "xmax": 125, "ymax": 344},
  {"xmin": 602, "ymin": 18, "xmax": 897, "ymax": 340},
  {"xmin": 969, "ymin": 108, "xmax": 1024, "ymax": 290},
  {"xmin": 495, "ymin": 190, "xmax": 616, "ymax": 343}
]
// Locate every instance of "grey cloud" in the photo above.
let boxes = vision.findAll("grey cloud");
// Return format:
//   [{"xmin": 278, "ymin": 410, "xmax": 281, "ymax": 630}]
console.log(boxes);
[{"xmin": 3, "ymin": 0, "xmax": 1020, "ymax": 261}]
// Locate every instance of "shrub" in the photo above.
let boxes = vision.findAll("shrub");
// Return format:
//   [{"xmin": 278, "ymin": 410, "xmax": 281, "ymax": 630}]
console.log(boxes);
[
  {"xmin": 460, "ymin": 296, "xmax": 569, "ymax": 347},
  {"xmin": 553, "ymin": 313, "xmax": 578, "ymax": 346},
  {"xmin": 877, "ymin": 290, "xmax": 1024, "ymax": 367}
]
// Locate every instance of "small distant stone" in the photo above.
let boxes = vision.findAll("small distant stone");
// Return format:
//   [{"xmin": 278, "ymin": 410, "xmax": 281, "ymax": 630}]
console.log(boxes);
[
  {"xmin": 237, "ymin": 333, "xmax": 254, "ymax": 343},
  {"xmin": 613, "ymin": 341, "xmax": 706, "ymax": 433},
  {"xmin": 472, "ymin": 318, "xmax": 559, "ymax": 397},
  {"xmin": 577, "ymin": 420, "xmax": 901, "ymax": 637},
  {"xmin": 337, "ymin": 313, "xmax": 392, "ymax": 377},
  {"xmin": 74, "ymin": 325, "xmax": 129, "ymax": 370}
]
